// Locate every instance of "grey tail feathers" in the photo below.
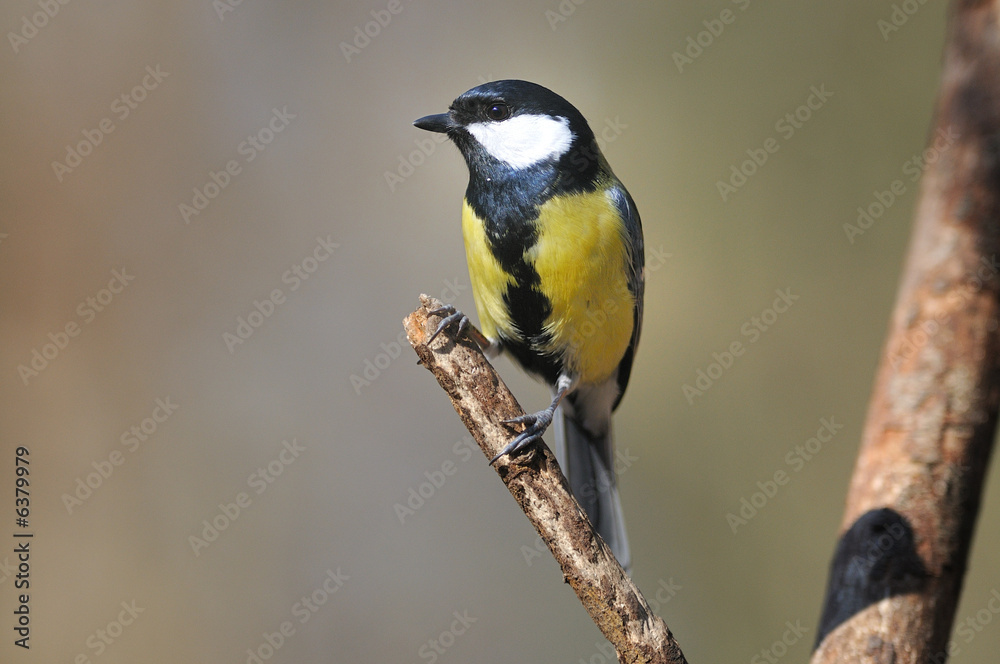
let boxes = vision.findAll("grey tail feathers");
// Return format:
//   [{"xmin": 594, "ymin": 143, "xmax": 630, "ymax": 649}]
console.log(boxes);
[{"xmin": 552, "ymin": 405, "xmax": 631, "ymax": 572}]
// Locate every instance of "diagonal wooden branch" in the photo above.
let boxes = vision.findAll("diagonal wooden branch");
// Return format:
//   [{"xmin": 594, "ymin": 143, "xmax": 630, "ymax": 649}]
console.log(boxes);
[
  {"xmin": 812, "ymin": 1, "xmax": 1000, "ymax": 661},
  {"xmin": 404, "ymin": 295, "xmax": 687, "ymax": 664}
]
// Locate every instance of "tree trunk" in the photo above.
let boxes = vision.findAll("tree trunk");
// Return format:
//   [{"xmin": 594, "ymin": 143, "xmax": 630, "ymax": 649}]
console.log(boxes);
[{"xmin": 812, "ymin": 2, "xmax": 1000, "ymax": 660}]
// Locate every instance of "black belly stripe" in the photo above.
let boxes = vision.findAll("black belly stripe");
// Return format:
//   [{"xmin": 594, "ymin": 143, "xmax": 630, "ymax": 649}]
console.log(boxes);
[
  {"xmin": 464, "ymin": 172, "xmax": 564, "ymax": 382},
  {"xmin": 490, "ymin": 228, "xmax": 561, "ymax": 383},
  {"xmin": 462, "ymin": 154, "xmax": 611, "ymax": 385}
]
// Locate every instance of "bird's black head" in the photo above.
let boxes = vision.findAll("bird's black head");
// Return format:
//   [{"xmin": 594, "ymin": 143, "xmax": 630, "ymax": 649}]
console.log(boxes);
[{"xmin": 414, "ymin": 80, "xmax": 603, "ymax": 187}]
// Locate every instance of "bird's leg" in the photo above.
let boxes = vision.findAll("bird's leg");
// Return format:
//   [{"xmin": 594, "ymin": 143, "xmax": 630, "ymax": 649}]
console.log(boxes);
[
  {"xmin": 427, "ymin": 304, "xmax": 498, "ymax": 355},
  {"xmin": 491, "ymin": 373, "xmax": 575, "ymax": 464}
]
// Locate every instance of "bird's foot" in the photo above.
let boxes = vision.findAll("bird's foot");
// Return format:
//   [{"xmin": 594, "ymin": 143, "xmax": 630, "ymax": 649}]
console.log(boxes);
[
  {"xmin": 427, "ymin": 304, "xmax": 470, "ymax": 344},
  {"xmin": 491, "ymin": 408, "xmax": 555, "ymax": 464}
]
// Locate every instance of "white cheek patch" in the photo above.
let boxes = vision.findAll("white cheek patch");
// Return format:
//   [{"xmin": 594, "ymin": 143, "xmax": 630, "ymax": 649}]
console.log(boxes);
[{"xmin": 466, "ymin": 114, "xmax": 574, "ymax": 168}]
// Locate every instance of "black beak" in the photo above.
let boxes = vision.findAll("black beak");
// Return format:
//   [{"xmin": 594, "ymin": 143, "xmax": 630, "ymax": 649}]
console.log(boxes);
[{"xmin": 413, "ymin": 113, "xmax": 455, "ymax": 133}]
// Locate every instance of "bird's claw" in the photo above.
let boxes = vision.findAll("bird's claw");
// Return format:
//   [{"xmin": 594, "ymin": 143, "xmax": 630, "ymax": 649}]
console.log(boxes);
[
  {"xmin": 491, "ymin": 409, "xmax": 555, "ymax": 464},
  {"xmin": 427, "ymin": 304, "xmax": 470, "ymax": 344}
]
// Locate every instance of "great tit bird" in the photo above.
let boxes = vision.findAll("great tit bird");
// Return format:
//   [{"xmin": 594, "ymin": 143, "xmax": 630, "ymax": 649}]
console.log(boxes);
[{"xmin": 414, "ymin": 80, "xmax": 643, "ymax": 570}]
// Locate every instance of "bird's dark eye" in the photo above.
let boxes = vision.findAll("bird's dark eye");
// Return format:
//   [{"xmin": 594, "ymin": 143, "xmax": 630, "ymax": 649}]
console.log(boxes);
[{"xmin": 485, "ymin": 102, "xmax": 510, "ymax": 121}]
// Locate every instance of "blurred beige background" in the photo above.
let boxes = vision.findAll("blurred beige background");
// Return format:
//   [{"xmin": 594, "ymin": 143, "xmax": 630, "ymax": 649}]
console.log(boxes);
[{"xmin": 2, "ymin": 1, "xmax": 998, "ymax": 662}]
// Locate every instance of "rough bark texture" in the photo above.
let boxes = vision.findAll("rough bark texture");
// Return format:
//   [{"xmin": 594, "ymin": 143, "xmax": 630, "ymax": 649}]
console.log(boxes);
[
  {"xmin": 812, "ymin": 2, "xmax": 1000, "ymax": 661},
  {"xmin": 405, "ymin": 295, "xmax": 688, "ymax": 664}
]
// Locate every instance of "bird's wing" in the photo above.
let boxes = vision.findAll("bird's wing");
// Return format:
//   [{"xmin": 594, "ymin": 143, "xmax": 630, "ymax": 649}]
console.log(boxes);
[{"xmin": 607, "ymin": 182, "xmax": 644, "ymax": 409}]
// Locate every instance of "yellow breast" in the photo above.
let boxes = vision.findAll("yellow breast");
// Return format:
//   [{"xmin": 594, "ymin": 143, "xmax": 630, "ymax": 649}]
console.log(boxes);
[
  {"xmin": 530, "ymin": 190, "xmax": 634, "ymax": 383},
  {"xmin": 461, "ymin": 190, "xmax": 634, "ymax": 385},
  {"xmin": 461, "ymin": 199, "xmax": 516, "ymax": 342}
]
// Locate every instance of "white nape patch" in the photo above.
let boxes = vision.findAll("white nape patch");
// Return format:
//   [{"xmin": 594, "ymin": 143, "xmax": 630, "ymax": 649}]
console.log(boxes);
[{"xmin": 466, "ymin": 114, "xmax": 573, "ymax": 169}]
